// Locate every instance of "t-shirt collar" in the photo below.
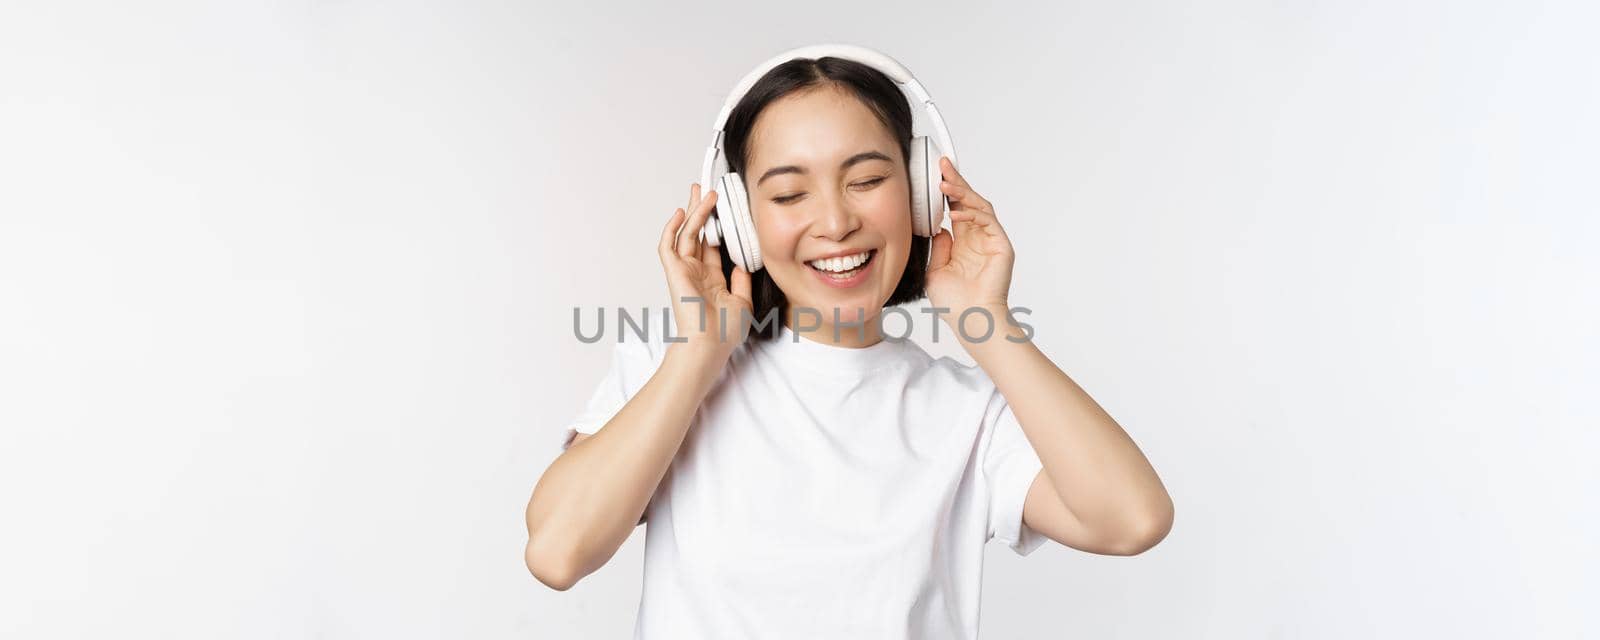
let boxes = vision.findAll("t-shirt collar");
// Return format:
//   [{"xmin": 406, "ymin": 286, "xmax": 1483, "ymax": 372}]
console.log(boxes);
[{"xmin": 761, "ymin": 322, "xmax": 908, "ymax": 373}]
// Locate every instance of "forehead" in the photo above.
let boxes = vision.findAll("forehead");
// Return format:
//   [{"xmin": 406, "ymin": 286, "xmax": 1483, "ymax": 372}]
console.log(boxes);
[{"xmin": 747, "ymin": 85, "xmax": 899, "ymax": 170}]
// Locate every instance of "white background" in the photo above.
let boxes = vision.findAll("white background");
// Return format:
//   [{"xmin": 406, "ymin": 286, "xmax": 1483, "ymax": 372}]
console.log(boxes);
[{"xmin": 2, "ymin": 0, "xmax": 1596, "ymax": 638}]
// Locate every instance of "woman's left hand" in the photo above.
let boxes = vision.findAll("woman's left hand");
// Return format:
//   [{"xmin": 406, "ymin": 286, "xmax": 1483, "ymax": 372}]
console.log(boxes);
[{"xmin": 925, "ymin": 156, "xmax": 1015, "ymax": 316}]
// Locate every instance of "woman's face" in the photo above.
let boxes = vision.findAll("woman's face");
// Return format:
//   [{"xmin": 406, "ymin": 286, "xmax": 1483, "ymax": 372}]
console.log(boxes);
[{"xmin": 744, "ymin": 85, "xmax": 911, "ymax": 334}]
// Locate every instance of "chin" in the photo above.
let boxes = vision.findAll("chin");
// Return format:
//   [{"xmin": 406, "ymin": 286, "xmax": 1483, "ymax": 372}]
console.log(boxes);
[{"xmin": 806, "ymin": 290, "xmax": 893, "ymax": 328}]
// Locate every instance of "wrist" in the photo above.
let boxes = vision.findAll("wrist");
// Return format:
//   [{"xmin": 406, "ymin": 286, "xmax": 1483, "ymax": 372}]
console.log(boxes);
[
  {"xmin": 950, "ymin": 303, "xmax": 1027, "ymax": 352},
  {"xmin": 664, "ymin": 340, "xmax": 732, "ymax": 376}
]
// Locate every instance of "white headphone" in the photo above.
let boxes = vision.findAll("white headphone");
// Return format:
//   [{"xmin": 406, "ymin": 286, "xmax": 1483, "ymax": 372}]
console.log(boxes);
[{"xmin": 697, "ymin": 43, "xmax": 960, "ymax": 274}]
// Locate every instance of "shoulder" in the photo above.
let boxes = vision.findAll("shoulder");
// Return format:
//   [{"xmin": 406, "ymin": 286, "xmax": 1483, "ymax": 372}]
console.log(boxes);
[
  {"xmin": 896, "ymin": 342, "xmax": 999, "ymax": 398},
  {"xmin": 590, "ymin": 326, "xmax": 674, "ymax": 392},
  {"xmin": 897, "ymin": 348, "xmax": 1010, "ymax": 438},
  {"xmin": 607, "ymin": 311, "xmax": 676, "ymax": 365}
]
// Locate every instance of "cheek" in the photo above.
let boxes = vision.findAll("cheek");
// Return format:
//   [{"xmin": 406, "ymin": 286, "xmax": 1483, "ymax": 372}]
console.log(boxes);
[
  {"xmin": 862, "ymin": 188, "xmax": 913, "ymax": 233},
  {"xmin": 752, "ymin": 214, "xmax": 808, "ymax": 263}
]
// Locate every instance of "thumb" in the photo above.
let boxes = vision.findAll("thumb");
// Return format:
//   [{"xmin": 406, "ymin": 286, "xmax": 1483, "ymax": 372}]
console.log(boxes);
[
  {"xmin": 730, "ymin": 265, "xmax": 753, "ymax": 302},
  {"xmin": 928, "ymin": 228, "xmax": 953, "ymax": 270}
]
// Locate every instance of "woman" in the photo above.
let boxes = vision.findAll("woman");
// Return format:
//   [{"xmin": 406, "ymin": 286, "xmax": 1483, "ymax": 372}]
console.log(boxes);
[{"xmin": 525, "ymin": 50, "xmax": 1174, "ymax": 638}]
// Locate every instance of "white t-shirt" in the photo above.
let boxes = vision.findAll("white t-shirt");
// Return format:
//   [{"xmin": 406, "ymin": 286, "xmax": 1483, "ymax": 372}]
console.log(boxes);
[{"xmin": 559, "ymin": 319, "xmax": 1048, "ymax": 639}]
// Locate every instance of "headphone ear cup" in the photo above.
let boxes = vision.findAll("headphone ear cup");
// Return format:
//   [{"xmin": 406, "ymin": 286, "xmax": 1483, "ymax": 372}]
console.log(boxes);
[
  {"xmin": 700, "ymin": 212, "xmax": 722, "ymax": 247},
  {"xmin": 715, "ymin": 172, "xmax": 762, "ymax": 273},
  {"xmin": 906, "ymin": 136, "xmax": 944, "ymax": 237}
]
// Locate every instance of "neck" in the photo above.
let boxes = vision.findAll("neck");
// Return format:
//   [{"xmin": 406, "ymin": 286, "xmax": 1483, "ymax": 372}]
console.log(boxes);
[{"xmin": 783, "ymin": 306, "xmax": 884, "ymax": 349}]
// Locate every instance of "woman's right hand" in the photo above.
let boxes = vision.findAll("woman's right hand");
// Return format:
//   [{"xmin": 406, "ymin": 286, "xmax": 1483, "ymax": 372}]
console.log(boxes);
[{"xmin": 658, "ymin": 183, "xmax": 753, "ymax": 363}]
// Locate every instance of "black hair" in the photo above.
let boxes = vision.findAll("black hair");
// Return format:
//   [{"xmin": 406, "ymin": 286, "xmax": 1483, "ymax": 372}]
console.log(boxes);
[{"xmin": 718, "ymin": 56, "xmax": 931, "ymax": 342}]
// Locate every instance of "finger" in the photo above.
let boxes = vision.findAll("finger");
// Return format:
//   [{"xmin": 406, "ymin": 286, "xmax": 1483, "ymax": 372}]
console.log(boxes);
[
  {"xmin": 928, "ymin": 227, "xmax": 953, "ymax": 269},
  {"xmin": 660, "ymin": 207, "xmax": 686, "ymax": 260},
  {"xmin": 678, "ymin": 189, "xmax": 717, "ymax": 256},
  {"xmin": 947, "ymin": 208, "xmax": 995, "ymax": 225},
  {"xmin": 948, "ymin": 209, "xmax": 1012, "ymax": 245},
  {"xmin": 948, "ymin": 210, "xmax": 980, "ymax": 238},
  {"xmin": 939, "ymin": 156, "xmax": 972, "ymax": 189},
  {"xmin": 730, "ymin": 264, "xmax": 752, "ymax": 302},
  {"xmin": 680, "ymin": 189, "xmax": 716, "ymax": 256},
  {"xmin": 688, "ymin": 182, "xmax": 701, "ymax": 212},
  {"xmin": 699, "ymin": 234, "xmax": 722, "ymax": 273},
  {"xmin": 674, "ymin": 188, "xmax": 705, "ymax": 254},
  {"xmin": 939, "ymin": 180, "xmax": 993, "ymax": 214},
  {"xmin": 948, "ymin": 208, "xmax": 1006, "ymax": 235}
]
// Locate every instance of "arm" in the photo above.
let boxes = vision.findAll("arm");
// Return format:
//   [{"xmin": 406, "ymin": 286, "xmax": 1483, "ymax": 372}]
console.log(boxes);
[
  {"xmin": 964, "ymin": 308, "xmax": 1174, "ymax": 556},
  {"xmin": 525, "ymin": 182, "xmax": 751, "ymax": 590},
  {"xmin": 523, "ymin": 343, "xmax": 726, "ymax": 590},
  {"xmin": 928, "ymin": 156, "xmax": 1172, "ymax": 556}
]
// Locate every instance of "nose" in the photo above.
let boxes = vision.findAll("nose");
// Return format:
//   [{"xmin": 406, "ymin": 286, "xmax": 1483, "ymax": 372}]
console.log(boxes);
[{"xmin": 810, "ymin": 191, "xmax": 861, "ymax": 242}]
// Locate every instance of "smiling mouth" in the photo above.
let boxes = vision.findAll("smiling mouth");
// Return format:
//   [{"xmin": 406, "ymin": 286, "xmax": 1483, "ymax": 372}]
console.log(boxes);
[{"xmin": 807, "ymin": 249, "xmax": 876, "ymax": 279}]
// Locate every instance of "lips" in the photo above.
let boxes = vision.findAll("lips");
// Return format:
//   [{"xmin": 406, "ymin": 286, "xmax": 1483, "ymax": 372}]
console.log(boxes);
[
  {"xmin": 807, "ymin": 248, "xmax": 876, "ymax": 288},
  {"xmin": 806, "ymin": 249, "xmax": 873, "ymax": 272}
]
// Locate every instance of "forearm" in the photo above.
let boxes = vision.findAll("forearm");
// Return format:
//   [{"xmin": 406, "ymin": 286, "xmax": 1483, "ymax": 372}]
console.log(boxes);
[
  {"xmin": 962, "ymin": 306, "xmax": 1172, "ymax": 539},
  {"xmin": 524, "ymin": 344, "xmax": 725, "ymax": 587}
]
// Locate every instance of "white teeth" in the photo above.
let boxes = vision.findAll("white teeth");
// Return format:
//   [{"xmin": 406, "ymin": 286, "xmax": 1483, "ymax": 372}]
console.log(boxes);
[{"xmin": 808, "ymin": 251, "xmax": 871, "ymax": 272}]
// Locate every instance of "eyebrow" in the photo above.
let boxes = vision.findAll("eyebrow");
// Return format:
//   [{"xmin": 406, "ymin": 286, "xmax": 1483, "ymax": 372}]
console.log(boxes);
[{"xmin": 755, "ymin": 150, "xmax": 893, "ymax": 187}]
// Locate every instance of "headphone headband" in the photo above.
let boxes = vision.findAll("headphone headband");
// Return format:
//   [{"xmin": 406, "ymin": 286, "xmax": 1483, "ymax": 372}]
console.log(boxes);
[{"xmin": 698, "ymin": 44, "xmax": 958, "ymax": 197}]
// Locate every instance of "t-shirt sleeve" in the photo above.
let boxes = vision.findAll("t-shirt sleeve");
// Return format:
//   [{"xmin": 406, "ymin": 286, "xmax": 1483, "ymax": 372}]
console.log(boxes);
[
  {"xmin": 559, "ymin": 336, "xmax": 665, "ymax": 452},
  {"xmin": 980, "ymin": 385, "xmax": 1049, "ymax": 556}
]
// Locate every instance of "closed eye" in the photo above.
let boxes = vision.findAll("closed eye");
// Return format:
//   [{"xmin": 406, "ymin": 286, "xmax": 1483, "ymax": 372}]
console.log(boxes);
[{"xmin": 770, "ymin": 177, "xmax": 889, "ymax": 206}]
